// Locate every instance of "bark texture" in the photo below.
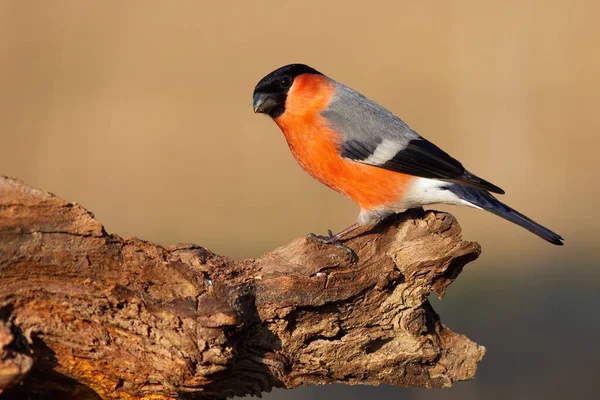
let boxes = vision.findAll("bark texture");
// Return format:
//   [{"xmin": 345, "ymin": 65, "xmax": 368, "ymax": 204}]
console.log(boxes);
[{"xmin": 0, "ymin": 176, "xmax": 485, "ymax": 399}]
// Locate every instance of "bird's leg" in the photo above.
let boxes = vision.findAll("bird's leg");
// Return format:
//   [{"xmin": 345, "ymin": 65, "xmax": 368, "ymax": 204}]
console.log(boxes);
[{"xmin": 307, "ymin": 223, "xmax": 361, "ymax": 261}]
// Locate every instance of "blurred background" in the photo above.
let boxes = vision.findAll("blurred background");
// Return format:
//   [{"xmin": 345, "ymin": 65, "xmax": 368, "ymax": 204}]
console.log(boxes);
[{"xmin": 1, "ymin": 1, "xmax": 598, "ymax": 399}]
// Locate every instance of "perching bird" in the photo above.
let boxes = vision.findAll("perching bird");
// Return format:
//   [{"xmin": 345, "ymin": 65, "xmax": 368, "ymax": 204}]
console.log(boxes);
[{"xmin": 252, "ymin": 64, "xmax": 563, "ymax": 245}]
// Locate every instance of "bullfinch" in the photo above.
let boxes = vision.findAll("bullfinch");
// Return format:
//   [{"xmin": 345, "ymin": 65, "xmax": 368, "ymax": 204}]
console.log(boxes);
[{"xmin": 252, "ymin": 64, "xmax": 563, "ymax": 245}]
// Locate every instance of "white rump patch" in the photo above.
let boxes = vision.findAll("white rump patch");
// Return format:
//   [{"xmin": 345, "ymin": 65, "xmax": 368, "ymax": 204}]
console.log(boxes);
[{"xmin": 400, "ymin": 178, "xmax": 483, "ymax": 210}]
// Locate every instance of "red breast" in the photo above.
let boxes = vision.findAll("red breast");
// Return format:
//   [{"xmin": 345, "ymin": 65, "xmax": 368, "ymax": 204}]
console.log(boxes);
[{"xmin": 274, "ymin": 74, "xmax": 414, "ymax": 211}]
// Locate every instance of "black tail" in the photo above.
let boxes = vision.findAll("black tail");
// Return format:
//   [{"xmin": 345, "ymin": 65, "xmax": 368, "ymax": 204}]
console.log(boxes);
[{"xmin": 448, "ymin": 185, "xmax": 564, "ymax": 245}]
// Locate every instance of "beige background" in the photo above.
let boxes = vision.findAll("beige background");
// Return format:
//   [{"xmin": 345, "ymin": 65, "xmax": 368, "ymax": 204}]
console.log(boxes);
[{"xmin": 1, "ymin": 1, "xmax": 598, "ymax": 399}]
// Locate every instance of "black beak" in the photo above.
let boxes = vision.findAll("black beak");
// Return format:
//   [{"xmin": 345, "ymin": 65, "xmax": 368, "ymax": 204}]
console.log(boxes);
[{"xmin": 253, "ymin": 92, "xmax": 276, "ymax": 114}]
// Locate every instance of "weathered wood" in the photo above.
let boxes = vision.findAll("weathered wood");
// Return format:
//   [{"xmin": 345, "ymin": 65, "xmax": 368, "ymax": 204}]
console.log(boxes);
[{"xmin": 0, "ymin": 176, "xmax": 484, "ymax": 399}]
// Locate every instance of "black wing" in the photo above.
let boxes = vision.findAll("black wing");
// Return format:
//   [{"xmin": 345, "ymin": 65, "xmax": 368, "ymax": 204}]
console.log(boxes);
[
  {"xmin": 324, "ymin": 82, "xmax": 505, "ymax": 194},
  {"xmin": 341, "ymin": 137, "xmax": 505, "ymax": 194}
]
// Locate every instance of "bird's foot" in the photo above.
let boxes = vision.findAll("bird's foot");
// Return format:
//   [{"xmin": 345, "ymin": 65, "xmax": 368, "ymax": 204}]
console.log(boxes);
[
  {"xmin": 307, "ymin": 230, "xmax": 358, "ymax": 262},
  {"xmin": 307, "ymin": 229, "xmax": 336, "ymax": 244}
]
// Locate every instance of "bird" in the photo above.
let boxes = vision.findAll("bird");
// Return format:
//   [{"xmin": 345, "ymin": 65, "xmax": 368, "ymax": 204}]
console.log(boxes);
[{"xmin": 252, "ymin": 64, "xmax": 563, "ymax": 246}]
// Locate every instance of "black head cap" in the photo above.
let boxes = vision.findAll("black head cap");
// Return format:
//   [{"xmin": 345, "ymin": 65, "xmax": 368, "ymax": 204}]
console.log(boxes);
[{"xmin": 253, "ymin": 64, "xmax": 322, "ymax": 118}]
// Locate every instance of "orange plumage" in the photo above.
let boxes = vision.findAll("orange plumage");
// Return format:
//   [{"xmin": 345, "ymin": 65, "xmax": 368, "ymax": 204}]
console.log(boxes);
[{"xmin": 274, "ymin": 74, "xmax": 414, "ymax": 211}]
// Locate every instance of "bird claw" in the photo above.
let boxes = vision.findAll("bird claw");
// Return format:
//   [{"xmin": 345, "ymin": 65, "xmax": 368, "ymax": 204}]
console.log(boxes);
[
  {"xmin": 307, "ymin": 232, "xmax": 358, "ymax": 262},
  {"xmin": 333, "ymin": 242, "xmax": 358, "ymax": 262}
]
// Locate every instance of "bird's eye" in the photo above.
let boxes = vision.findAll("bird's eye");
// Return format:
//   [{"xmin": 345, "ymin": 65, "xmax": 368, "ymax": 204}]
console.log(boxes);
[{"xmin": 279, "ymin": 75, "xmax": 292, "ymax": 89}]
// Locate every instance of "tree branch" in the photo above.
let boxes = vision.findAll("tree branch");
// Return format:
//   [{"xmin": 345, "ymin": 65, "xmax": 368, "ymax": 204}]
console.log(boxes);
[{"xmin": 0, "ymin": 176, "xmax": 484, "ymax": 399}]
